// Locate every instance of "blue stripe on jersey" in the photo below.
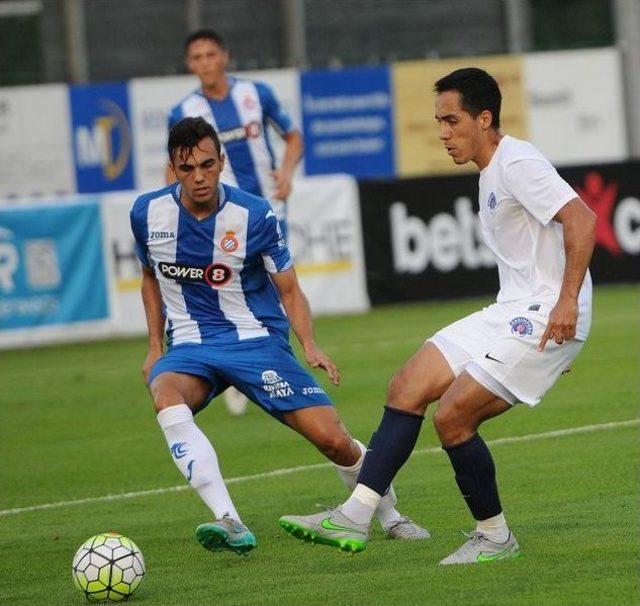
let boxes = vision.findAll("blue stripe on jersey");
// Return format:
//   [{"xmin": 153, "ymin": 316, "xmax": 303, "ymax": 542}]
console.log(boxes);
[
  {"xmin": 208, "ymin": 95, "xmax": 262, "ymax": 196},
  {"xmin": 241, "ymin": 266, "xmax": 289, "ymax": 340},
  {"xmin": 130, "ymin": 187, "xmax": 165, "ymax": 265}
]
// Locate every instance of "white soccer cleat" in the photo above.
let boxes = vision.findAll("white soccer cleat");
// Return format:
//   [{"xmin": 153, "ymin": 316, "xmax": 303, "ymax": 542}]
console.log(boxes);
[
  {"xmin": 439, "ymin": 530, "xmax": 520, "ymax": 565},
  {"xmin": 382, "ymin": 515, "xmax": 431, "ymax": 540},
  {"xmin": 224, "ymin": 386, "xmax": 248, "ymax": 416}
]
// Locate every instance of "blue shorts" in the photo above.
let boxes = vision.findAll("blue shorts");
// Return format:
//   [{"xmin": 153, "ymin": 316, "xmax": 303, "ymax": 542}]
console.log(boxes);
[{"xmin": 148, "ymin": 336, "xmax": 332, "ymax": 421}]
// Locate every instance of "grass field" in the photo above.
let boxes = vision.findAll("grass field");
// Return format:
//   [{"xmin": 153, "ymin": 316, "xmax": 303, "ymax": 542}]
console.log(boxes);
[{"xmin": 1, "ymin": 284, "xmax": 638, "ymax": 605}]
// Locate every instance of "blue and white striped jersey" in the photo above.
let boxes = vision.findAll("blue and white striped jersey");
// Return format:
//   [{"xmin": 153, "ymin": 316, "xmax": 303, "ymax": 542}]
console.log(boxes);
[
  {"xmin": 168, "ymin": 77, "xmax": 295, "ymax": 200},
  {"xmin": 130, "ymin": 182, "xmax": 292, "ymax": 347}
]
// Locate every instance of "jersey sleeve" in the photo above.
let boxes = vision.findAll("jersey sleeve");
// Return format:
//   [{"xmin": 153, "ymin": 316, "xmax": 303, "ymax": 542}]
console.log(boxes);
[
  {"xmin": 503, "ymin": 158, "xmax": 578, "ymax": 226},
  {"xmin": 257, "ymin": 206, "xmax": 293, "ymax": 273},
  {"xmin": 256, "ymin": 82, "xmax": 295, "ymax": 135},
  {"xmin": 167, "ymin": 104, "xmax": 183, "ymax": 131},
  {"xmin": 130, "ymin": 199, "xmax": 151, "ymax": 267}
]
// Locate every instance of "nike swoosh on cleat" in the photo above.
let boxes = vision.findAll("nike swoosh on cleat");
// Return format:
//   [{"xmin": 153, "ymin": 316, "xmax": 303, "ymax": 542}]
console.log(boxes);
[
  {"xmin": 320, "ymin": 518, "xmax": 366, "ymax": 535},
  {"xmin": 476, "ymin": 546, "xmax": 515, "ymax": 562},
  {"xmin": 484, "ymin": 353, "xmax": 505, "ymax": 364}
]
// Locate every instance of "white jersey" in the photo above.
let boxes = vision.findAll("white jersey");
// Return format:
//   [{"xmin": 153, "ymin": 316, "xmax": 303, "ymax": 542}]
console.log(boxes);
[{"xmin": 478, "ymin": 135, "xmax": 592, "ymax": 340}]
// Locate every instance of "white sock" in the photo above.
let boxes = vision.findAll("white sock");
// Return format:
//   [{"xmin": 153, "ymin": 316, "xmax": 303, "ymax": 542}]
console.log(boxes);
[
  {"xmin": 157, "ymin": 404, "xmax": 241, "ymax": 522},
  {"xmin": 333, "ymin": 439, "xmax": 402, "ymax": 526},
  {"xmin": 341, "ymin": 484, "xmax": 381, "ymax": 525},
  {"xmin": 476, "ymin": 512, "xmax": 510, "ymax": 543}
]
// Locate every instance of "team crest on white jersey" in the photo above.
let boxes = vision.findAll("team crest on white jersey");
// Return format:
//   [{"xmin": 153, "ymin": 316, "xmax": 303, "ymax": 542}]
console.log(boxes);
[
  {"xmin": 220, "ymin": 231, "xmax": 239, "ymax": 253},
  {"xmin": 261, "ymin": 370, "xmax": 294, "ymax": 398}
]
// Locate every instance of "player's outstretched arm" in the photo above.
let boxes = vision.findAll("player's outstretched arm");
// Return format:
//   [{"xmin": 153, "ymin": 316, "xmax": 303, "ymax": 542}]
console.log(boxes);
[
  {"xmin": 539, "ymin": 197, "xmax": 596, "ymax": 351},
  {"xmin": 140, "ymin": 266, "xmax": 166, "ymax": 382},
  {"xmin": 271, "ymin": 267, "xmax": 340, "ymax": 385}
]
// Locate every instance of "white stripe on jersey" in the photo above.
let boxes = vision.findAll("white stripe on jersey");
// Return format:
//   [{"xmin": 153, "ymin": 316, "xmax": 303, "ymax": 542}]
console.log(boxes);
[
  {"xmin": 230, "ymin": 80, "xmax": 274, "ymax": 200},
  {"xmin": 180, "ymin": 94, "xmax": 239, "ymax": 188},
  {"xmin": 213, "ymin": 199, "xmax": 269, "ymax": 340},
  {"xmin": 147, "ymin": 194, "xmax": 201, "ymax": 345}
]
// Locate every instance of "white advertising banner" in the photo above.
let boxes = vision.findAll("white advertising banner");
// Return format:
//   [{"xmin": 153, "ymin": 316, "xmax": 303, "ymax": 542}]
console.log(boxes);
[
  {"xmin": 287, "ymin": 174, "xmax": 370, "ymax": 315},
  {"xmin": 101, "ymin": 191, "xmax": 147, "ymax": 334},
  {"xmin": 129, "ymin": 75, "xmax": 199, "ymax": 191},
  {"xmin": 525, "ymin": 48, "xmax": 627, "ymax": 164},
  {"xmin": 0, "ymin": 84, "xmax": 75, "ymax": 197},
  {"xmin": 129, "ymin": 68, "xmax": 302, "ymax": 192}
]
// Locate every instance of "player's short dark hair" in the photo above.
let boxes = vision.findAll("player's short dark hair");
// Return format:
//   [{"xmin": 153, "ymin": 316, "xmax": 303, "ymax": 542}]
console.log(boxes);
[
  {"xmin": 434, "ymin": 67, "xmax": 502, "ymax": 129},
  {"xmin": 184, "ymin": 29, "xmax": 226, "ymax": 53},
  {"xmin": 168, "ymin": 117, "xmax": 221, "ymax": 161}
]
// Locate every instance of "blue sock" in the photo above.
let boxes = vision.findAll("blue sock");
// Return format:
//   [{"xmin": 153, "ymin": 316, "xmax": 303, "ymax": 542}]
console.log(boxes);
[
  {"xmin": 443, "ymin": 433, "xmax": 502, "ymax": 521},
  {"xmin": 357, "ymin": 406, "xmax": 424, "ymax": 496}
]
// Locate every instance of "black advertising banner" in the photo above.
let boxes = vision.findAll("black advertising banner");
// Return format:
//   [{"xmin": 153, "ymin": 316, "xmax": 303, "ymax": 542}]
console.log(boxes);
[
  {"xmin": 359, "ymin": 161, "xmax": 640, "ymax": 305},
  {"xmin": 559, "ymin": 163, "xmax": 640, "ymax": 285}
]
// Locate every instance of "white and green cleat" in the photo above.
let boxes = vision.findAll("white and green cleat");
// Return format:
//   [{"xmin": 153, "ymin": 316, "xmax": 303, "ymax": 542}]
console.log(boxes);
[
  {"xmin": 439, "ymin": 530, "xmax": 520, "ymax": 565},
  {"xmin": 196, "ymin": 515, "xmax": 257, "ymax": 556},
  {"xmin": 383, "ymin": 515, "xmax": 431, "ymax": 540},
  {"xmin": 279, "ymin": 507, "xmax": 369, "ymax": 553}
]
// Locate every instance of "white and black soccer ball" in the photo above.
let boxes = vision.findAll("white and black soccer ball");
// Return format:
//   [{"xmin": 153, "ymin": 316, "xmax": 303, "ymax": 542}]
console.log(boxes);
[{"xmin": 72, "ymin": 532, "xmax": 145, "ymax": 602}]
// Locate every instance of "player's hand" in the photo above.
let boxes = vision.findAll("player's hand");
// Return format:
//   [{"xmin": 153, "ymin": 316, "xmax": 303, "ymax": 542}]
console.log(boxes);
[
  {"xmin": 304, "ymin": 344, "xmax": 340, "ymax": 386},
  {"xmin": 538, "ymin": 296, "xmax": 578, "ymax": 351},
  {"xmin": 142, "ymin": 346, "xmax": 164, "ymax": 383},
  {"xmin": 270, "ymin": 169, "xmax": 292, "ymax": 200}
]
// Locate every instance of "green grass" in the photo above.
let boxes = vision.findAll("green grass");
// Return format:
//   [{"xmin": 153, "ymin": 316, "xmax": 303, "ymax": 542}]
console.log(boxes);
[{"xmin": 0, "ymin": 284, "xmax": 638, "ymax": 605}]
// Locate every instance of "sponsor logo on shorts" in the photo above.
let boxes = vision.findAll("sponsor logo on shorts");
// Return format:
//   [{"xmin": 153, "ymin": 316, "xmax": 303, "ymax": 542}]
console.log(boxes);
[
  {"xmin": 510, "ymin": 316, "xmax": 533, "ymax": 336},
  {"xmin": 261, "ymin": 369, "xmax": 294, "ymax": 398},
  {"xmin": 220, "ymin": 231, "xmax": 239, "ymax": 253},
  {"xmin": 527, "ymin": 303, "xmax": 541, "ymax": 311},
  {"xmin": 487, "ymin": 192, "xmax": 497, "ymax": 211},
  {"xmin": 158, "ymin": 261, "xmax": 232, "ymax": 288},
  {"xmin": 302, "ymin": 386, "xmax": 325, "ymax": 396}
]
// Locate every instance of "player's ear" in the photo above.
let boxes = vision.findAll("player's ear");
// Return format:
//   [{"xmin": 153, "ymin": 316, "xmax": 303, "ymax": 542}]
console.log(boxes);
[
  {"xmin": 219, "ymin": 152, "xmax": 226, "ymax": 171},
  {"xmin": 479, "ymin": 109, "xmax": 493, "ymax": 131}
]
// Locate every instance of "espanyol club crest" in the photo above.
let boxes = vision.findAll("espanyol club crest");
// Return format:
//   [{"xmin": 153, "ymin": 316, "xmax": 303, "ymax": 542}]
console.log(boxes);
[
  {"xmin": 243, "ymin": 94, "xmax": 257, "ymax": 110},
  {"xmin": 220, "ymin": 231, "xmax": 239, "ymax": 253},
  {"xmin": 510, "ymin": 316, "xmax": 533, "ymax": 336}
]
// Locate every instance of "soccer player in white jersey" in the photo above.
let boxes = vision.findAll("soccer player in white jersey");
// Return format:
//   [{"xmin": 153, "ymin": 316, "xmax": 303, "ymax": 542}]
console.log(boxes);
[
  {"xmin": 279, "ymin": 68, "xmax": 597, "ymax": 563},
  {"xmin": 167, "ymin": 29, "xmax": 304, "ymax": 416},
  {"xmin": 131, "ymin": 117, "xmax": 427, "ymax": 556}
]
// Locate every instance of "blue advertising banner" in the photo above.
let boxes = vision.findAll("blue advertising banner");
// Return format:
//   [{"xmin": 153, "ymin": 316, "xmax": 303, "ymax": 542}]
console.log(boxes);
[
  {"xmin": 69, "ymin": 82, "xmax": 135, "ymax": 193},
  {"xmin": 301, "ymin": 66, "xmax": 395, "ymax": 178},
  {"xmin": 0, "ymin": 203, "xmax": 109, "ymax": 330}
]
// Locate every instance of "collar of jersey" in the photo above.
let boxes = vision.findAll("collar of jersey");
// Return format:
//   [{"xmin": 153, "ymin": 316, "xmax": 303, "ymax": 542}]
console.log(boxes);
[
  {"xmin": 171, "ymin": 182, "xmax": 227, "ymax": 223},
  {"xmin": 197, "ymin": 76, "xmax": 236, "ymax": 102}
]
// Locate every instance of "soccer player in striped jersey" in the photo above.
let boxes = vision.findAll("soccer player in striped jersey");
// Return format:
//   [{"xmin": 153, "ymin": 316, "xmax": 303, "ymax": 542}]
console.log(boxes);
[
  {"xmin": 167, "ymin": 29, "xmax": 303, "ymax": 416},
  {"xmin": 132, "ymin": 117, "xmax": 428, "ymax": 555}
]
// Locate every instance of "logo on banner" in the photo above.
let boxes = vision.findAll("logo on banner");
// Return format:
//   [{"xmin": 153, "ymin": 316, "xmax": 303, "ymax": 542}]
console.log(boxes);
[
  {"xmin": 70, "ymin": 83, "xmax": 135, "ymax": 192},
  {"xmin": 576, "ymin": 171, "xmax": 640, "ymax": 256},
  {"xmin": 75, "ymin": 99, "xmax": 132, "ymax": 181},
  {"xmin": 220, "ymin": 231, "xmax": 239, "ymax": 253}
]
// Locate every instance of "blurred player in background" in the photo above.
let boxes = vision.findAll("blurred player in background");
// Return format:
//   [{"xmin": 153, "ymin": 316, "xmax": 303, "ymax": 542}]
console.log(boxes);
[
  {"xmin": 167, "ymin": 29, "xmax": 304, "ymax": 416},
  {"xmin": 133, "ymin": 117, "xmax": 427, "ymax": 556},
  {"xmin": 280, "ymin": 68, "xmax": 596, "ymax": 563}
]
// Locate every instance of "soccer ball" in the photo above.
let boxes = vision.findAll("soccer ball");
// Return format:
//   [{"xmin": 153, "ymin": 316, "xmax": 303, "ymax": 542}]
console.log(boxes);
[{"xmin": 72, "ymin": 532, "xmax": 145, "ymax": 602}]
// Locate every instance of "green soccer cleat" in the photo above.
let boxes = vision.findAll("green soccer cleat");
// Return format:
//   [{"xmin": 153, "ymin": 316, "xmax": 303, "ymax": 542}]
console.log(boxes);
[
  {"xmin": 196, "ymin": 515, "xmax": 257, "ymax": 556},
  {"xmin": 279, "ymin": 507, "xmax": 369, "ymax": 553},
  {"xmin": 439, "ymin": 530, "xmax": 520, "ymax": 565}
]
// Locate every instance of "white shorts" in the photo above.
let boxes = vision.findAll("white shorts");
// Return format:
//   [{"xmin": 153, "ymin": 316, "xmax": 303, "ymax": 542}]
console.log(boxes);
[{"xmin": 428, "ymin": 301, "xmax": 585, "ymax": 407}]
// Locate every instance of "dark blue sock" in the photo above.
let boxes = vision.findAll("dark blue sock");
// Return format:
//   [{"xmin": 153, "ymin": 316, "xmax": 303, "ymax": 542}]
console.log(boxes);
[
  {"xmin": 443, "ymin": 433, "xmax": 502, "ymax": 521},
  {"xmin": 357, "ymin": 406, "xmax": 424, "ymax": 496}
]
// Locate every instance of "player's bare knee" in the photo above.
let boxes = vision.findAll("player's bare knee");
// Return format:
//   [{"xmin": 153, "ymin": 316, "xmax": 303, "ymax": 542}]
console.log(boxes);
[{"xmin": 387, "ymin": 372, "xmax": 430, "ymax": 415}]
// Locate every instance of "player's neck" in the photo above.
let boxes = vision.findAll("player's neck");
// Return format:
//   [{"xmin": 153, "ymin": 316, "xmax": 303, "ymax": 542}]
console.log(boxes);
[
  {"xmin": 473, "ymin": 131, "xmax": 503, "ymax": 171},
  {"xmin": 180, "ymin": 189, "xmax": 220, "ymax": 220},
  {"xmin": 201, "ymin": 75, "xmax": 230, "ymax": 100}
]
